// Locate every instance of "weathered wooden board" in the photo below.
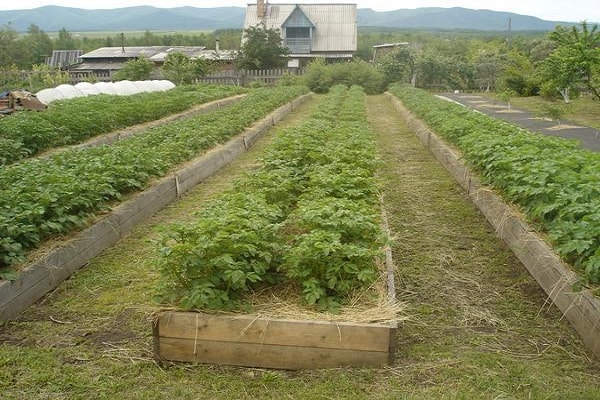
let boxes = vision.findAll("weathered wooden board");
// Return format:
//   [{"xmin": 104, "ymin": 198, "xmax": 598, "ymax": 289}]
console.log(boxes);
[
  {"xmin": 0, "ymin": 93, "xmax": 312, "ymax": 321},
  {"xmin": 387, "ymin": 92, "xmax": 600, "ymax": 359},
  {"xmin": 154, "ymin": 311, "xmax": 397, "ymax": 369}
]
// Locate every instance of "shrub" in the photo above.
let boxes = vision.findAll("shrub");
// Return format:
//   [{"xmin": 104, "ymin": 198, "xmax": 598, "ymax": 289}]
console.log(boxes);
[{"xmin": 304, "ymin": 59, "xmax": 385, "ymax": 94}]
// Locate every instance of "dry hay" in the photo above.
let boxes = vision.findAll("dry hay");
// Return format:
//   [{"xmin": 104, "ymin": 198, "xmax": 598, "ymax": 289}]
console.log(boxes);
[{"xmin": 243, "ymin": 267, "xmax": 407, "ymax": 324}]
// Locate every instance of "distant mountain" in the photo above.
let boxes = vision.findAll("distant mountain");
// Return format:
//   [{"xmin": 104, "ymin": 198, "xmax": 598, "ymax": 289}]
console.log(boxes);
[
  {"xmin": 358, "ymin": 7, "xmax": 570, "ymax": 31},
  {"xmin": 0, "ymin": 5, "xmax": 574, "ymax": 32}
]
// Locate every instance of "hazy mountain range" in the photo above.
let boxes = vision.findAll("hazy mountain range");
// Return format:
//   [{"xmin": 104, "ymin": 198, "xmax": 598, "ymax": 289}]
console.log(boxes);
[{"xmin": 0, "ymin": 5, "xmax": 573, "ymax": 32}]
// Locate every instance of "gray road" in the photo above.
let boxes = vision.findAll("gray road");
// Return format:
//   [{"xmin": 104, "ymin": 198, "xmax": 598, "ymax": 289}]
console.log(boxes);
[{"xmin": 440, "ymin": 93, "xmax": 600, "ymax": 152}]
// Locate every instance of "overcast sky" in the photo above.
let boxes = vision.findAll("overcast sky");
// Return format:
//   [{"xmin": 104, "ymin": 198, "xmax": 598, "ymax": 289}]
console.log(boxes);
[{"xmin": 0, "ymin": 1, "xmax": 598, "ymax": 23}]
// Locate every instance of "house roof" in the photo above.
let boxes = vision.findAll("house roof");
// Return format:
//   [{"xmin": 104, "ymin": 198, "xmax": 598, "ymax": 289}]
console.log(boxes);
[
  {"xmin": 244, "ymin": 3, "xmax": 357, "ymax": 53},
  {"xmin": 149, "ymin": 48, "xmax": 237, "ymax": 62},
  {"xmin": 81, "ymin": 46, "xmax": 175, "ymax": 59}
]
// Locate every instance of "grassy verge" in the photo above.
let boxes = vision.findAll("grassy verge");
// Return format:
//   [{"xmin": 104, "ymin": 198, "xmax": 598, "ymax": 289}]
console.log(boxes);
[{"xmin": 0, "ymin": 94, "xmax": 598, "ymax": 399}]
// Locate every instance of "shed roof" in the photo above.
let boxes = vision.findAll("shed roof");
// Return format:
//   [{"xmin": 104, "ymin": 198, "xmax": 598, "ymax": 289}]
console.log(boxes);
[
  {"xmin": 47, "ymin": 50, "xmax": 83, "ymax": 68},
  {"xmin": 244, "ymin": 3, "xmax": 357, "ymax": 53},
  {"xmin": 80, "ymin": 46, "xmax": 206, "ymax": 59}
]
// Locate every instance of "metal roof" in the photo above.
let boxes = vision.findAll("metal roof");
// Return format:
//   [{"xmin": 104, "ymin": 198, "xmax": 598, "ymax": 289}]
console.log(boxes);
[
  {"xmin": 71, "ymin": 61, "xmax": 126, "ymax": 71},
  {"xmin": 149, "ymin": 48, "xmax": 237, "ymax": 62},
  {"xmin": 80, "ymin": 46, "xmax": 206, "ymax": 59},
  {"xmin": 244, "ymin": 3, "xmax": 357, "ymax": 53},
  {"xmin": 47, "ymin": 50, "xmax": 83, "ymax": 68}
]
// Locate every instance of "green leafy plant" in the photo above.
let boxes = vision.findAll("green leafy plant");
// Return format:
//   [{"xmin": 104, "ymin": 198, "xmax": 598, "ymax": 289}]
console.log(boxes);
[
  {"xmin": 390, "ymin": 84, "xmax": 600, "ymax": 285},
  {"xmin": 0, "ymin": 86, "xmax": 308, "ymax": 273},
  {"xmin": 156, "ymin": 85, "xmax": 384, "ymax": 311}
]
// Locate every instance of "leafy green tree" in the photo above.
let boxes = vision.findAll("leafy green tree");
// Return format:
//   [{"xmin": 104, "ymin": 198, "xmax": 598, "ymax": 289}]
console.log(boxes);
[
  {"xmin": 237, "ymin": 23, "xmax": 288, "ymax": 70},
  {"xmin": 113, "ymin": 57, "xmax": 155, "ymax": 81},
  {"xmin": 498, "ymin": 50, "xmax": 539, "ymax": 96},
  {"xmin": 472, "ymin": 50, "xmax": 506, "ymax": 92},
  {"xmin": 161, "ymin": 52, "xmax": 212, "ymax": 85},
  {"xmin": 377, "ymin": 46, "xmax": 417, "ymax": 86},
  {"xmin": 0, "ymin": 24, "xmax": 22, "ymax": 67},
  {"xmin": 55, "ymin": 28, "xmax": 76, "ymax": 50},
  {"xmin": 545, "ymin": 22, "xmax": 600, "ymax": 100},
  {"xmin": 23, "ymin": 24, "xmax": 53, "ymax": 65}
]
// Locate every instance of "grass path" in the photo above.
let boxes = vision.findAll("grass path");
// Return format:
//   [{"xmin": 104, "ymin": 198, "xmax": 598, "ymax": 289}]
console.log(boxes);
[{"xmin": 0, "ymin": 93, "xmax": 598, "ymax": 399}]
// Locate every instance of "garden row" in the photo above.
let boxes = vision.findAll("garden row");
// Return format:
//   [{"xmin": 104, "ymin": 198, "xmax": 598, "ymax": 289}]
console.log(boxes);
[
  {"xmin": 389, "ymin": 84, "xmax": 600, "ymax": 285},
  {"xmin": 0, "ymin": 84, "xmax": 246, "ymax": 166},
  {"xmin": 0, "ymin": 86, "xmax": 308, "ymax": 276},
  {"xmin": 156, "ymin": 85, "xmax": 384, "ymax": 312}
]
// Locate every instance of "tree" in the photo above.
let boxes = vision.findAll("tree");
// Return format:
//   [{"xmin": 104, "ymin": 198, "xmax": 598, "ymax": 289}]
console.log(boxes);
[
  {"xmin": 55, "ymin": 28, "xmax": 76, "ymax": 50},
  {"xmin": 545, "ymin": 22, "xmax": 600, "ymax": 100},
  {"xmin": 498, "ymin": 50, "xmax": 539, "ymax": 96},
  {"xmin": 23, "ymin": 24, "xmax": 53, "ymax": 65},
  {"xmin": 113, "ymin": 57, "xmax": 155, "ymax": 81},
  {"xmin": 161, "ymin": 52, "xmax": 212, "ymax": 85},
  {"xmin": 377, "ymin": 46, "xmax": 417, "ymax": 86},
  {"xmin": 237, "ymin": 23, "xmax": 288, "ymax": 70}
]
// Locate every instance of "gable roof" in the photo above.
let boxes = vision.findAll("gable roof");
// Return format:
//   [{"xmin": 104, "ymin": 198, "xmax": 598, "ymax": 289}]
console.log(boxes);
[{"xmin": 244, "ymin": 3, "xmax": 357, "ymax": 53}]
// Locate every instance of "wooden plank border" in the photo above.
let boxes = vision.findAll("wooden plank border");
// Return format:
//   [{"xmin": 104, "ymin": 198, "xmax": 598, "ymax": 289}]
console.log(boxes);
[
  {"xmin": 153, "ymin": 312, "xmax": 398, "ymax": 370},
  {"xmin": 386, "ymin": 92, "xmax": 600, "ymax": 359},
  {"xmin": 0, "ymin": 93, "xmax": 312, "ymax": 321}
]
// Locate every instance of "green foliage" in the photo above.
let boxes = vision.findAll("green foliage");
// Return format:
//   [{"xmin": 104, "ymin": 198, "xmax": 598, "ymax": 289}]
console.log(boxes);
[
  {"xmin": 157, "ymin": 192, "xmax": 284, "ymax": 310},
  {"xmin": 540, "ymin": 103, "xmax": 568, "ymax": 124},
  {"xmin": 276, "ymin": 72, "xmax": 304, "ymax": 87},
  {"xmin": 0, "ymin": 86, "xmax": 308, "ymax": 271},
  {"xmin": 390, "ymin": 84, "xmax": 600, "ymax": 285},
  {"xmin": 544, "ymin": 22, "xmax": 600, "ymax": 100},
  {"xmin": 498, "ymin": 50, "xmax": 539, "ymax": 96},
  {"xmin": 237, "ymin": 23, "xmax": 288, "ymax": 70},
  {"xmin": 0, "ymin": 85, "xmax": 245, "ymax": 165},
  {"xmin": 304, "ymin": 59, "xmax": 385, "ymax": 94},
  {"xmin": 161, "ymin": 52, "xmax": 212, "ymax": 85},
  {"xmin": 113, "ymin": 57, "xmax": 154, "ymax": 81},
  {"xmin": 157, "ymin": 85, "xmax": 383, "ymax": 311},
  {"xmin": 377, "ymin": 46, "xmax": 417, "ymax": 86}
]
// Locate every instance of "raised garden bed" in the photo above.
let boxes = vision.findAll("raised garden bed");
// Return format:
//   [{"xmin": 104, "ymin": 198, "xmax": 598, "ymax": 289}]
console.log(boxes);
[
  {"xmin": 387, "ymin": 92, "xmax": 600, "ymax": 359},
  {"xmin": 153, "ymin": 86, "xmax": 402, "ymax": 369}
]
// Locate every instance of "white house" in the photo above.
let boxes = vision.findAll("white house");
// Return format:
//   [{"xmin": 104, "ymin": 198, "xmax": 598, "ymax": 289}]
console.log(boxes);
[{"xmin": 243, "ymin": 1, "xmax": 357, "ymax": 66}]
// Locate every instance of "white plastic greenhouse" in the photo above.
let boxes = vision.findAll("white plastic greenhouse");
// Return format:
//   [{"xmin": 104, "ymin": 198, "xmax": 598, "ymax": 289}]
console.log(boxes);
[{"xmin": 35, "ymin": 80, "xmax": 176, "ymax": 105}]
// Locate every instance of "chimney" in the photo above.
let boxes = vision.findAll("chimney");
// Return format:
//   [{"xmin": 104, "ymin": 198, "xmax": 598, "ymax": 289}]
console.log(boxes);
[
  {"xmin": 257, "ymin": 0, "xmax": 266, "ymax": 18},
  {"xmin": 215, "ymin": 39, "xmax": 220, "ymax": 53}
]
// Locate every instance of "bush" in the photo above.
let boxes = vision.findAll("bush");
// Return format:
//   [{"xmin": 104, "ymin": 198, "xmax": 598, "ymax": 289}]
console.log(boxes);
[{"xmin": 304, "ymin": 59, "xmax": 385, "ymax": 94}]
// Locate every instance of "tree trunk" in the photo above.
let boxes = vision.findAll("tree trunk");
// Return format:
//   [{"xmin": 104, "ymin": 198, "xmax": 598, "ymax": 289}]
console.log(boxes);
[{"xmin": 557, "ymin": 87, "xmax": 570, "ymax": 103}]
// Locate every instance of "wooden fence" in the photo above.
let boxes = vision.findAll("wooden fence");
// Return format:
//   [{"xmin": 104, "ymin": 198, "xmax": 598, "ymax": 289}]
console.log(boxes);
[
  {"xmin": 3, "ymin": 68, "xmax": 304, "ymax": 92},
  {"xmin": 199, "ymin": 68, "xmax": 304, "ymax": 86}
]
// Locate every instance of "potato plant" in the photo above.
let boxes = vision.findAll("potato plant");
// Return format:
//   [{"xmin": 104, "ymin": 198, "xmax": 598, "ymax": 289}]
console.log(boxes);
[
  {"xmin": 157, "ymin": 85, "xmax": 384, "ymax": 311},
  {"xmin": 390, "ymin": 84, "xmax": 600, "ymax": 285},
  {"xmin": 0, "ymin": 86, "xmax": 308, "ymax": 275}
]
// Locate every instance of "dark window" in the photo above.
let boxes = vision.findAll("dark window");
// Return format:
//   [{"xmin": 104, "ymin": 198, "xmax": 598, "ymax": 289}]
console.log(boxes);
[{"xmin": 286, "ymin": 27, "xmax": 310, "ymax": 39}]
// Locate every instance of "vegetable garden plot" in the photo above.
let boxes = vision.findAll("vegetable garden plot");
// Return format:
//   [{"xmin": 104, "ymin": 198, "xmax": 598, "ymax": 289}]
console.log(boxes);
[
  {"xmin": 0, "ymin": 86, "xmax": 308, "ymax": 280},
  {"xmin": 153, "ymin": 86, "xmax": 402, "ymax": 369},
  {"xmin": 0, "ymin": 88, "xmax": 311, "ymax": 320},
  {"xmin": 388, "ymin": 86, "xmax": 600, "ymax": 359},
  {"xmin": 0, "ymin": 84, "xmax": 246, "ymax": 166}
]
